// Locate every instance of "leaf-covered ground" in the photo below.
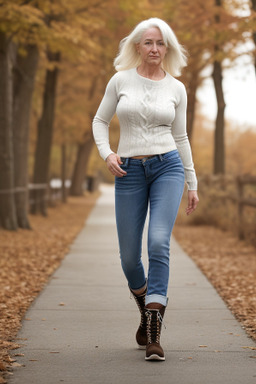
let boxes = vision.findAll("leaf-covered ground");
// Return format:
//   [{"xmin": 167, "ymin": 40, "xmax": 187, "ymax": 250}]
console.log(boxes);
[
  {"xmin": 174, "ymin": 224, "xmax": 256, "ymax": 342},
  {"xmin": 0, "ymin": 194, "xmax": 255, "ymax": 383},
  {"xmin": 0, "ymin": 193, "xmax": 98, "ymax": 383}
]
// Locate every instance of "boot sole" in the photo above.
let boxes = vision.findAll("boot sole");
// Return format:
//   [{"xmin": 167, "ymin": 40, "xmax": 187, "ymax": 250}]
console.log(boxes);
[
  {"xmin": 137, "ymin": 344, "xmax": 146, "ymax": 350},
  {"xmin": 145, "ymin": 354, "xmax": 165, "ymax": 361}
]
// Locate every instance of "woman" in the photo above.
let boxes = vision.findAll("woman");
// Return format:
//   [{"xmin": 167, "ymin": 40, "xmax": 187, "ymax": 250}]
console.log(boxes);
[{"xmin": 92, "ymin": 18, "xmax": 199, "ymax": 361}]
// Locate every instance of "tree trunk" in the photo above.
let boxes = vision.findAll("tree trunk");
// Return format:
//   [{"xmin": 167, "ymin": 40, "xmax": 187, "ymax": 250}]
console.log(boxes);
[
  {"xmin": 31, "ymin": 50, "xmax": 60, "ymax": 215},
  {"xmin": 212, "ymin": 0, "xmax": 226, "ymax": 174},
  {"xmin": 61, "ymin": 144, "xmax": 67, "ymax": 203},
  {"xmin": 186, "ymin": 72, "xmax": 199, "ymax": 141},
  {"xmin": 0, "ymin": 32, "xmax": 17, "ymax": 230},
  {"xmin": 69, "ymin": 135, "xmax": 94, "ymax": 196},
  {"xmin": 251, "ymin": 0, "xmax": 256, "ymax": 75},
  {"xmin": 13, "ymin": 44, "xmax": 39, "ymax": 228},
  {"xmin": 69, "ymin": 75, "xmax": 98, "ymax": 197},
  {"xmin": 212, "ymin": 60, "xmax": 226, "ymax": 174}
]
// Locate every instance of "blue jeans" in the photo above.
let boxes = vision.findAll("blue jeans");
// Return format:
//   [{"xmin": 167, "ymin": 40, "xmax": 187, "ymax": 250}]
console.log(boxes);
[{"xmin": 115, "ymin": 150, "xmax": 185, "ymax": 306}]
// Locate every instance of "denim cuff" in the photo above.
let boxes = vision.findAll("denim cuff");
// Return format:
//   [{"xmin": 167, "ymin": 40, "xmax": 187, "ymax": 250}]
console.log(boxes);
[
  {"xmin": 129, "ymin": 280, "xmax": 147, "ymax": 292},
  {"xmin": 145, "ymin": 294, "xmax": 168, "ymax": 307}
]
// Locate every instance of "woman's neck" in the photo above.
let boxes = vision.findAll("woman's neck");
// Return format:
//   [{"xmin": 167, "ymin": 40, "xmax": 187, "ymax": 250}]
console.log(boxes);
[{"xmin": 137, "ymin": 65, "xmax": 165, "ymax": 81}]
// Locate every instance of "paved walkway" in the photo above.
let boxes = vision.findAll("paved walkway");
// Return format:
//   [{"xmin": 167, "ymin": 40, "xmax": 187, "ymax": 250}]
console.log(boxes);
[{"xmin": 10, "ymin": 184, "xmax": 256, "ymax": 384}]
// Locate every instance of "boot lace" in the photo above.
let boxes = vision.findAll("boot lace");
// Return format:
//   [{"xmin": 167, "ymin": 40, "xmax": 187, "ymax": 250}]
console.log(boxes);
[
  {"xmin": 146, "ymin": 310, "xmax": 165, "ymax": 344},
  {"xmin": 130, "ymin": 290, "xmax": 147, "ymax": 329}
]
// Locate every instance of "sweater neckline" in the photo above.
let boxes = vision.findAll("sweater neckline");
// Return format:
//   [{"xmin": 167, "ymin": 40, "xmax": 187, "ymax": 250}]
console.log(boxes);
[{"xmin": 134, "ymin": 67, "xmax": 169, "ymax": 86}]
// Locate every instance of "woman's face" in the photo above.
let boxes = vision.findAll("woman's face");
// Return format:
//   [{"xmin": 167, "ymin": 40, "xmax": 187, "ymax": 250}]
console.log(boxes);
[{"xmin": 137, "ymin": 27, "xmax": 167, "ymax": 67}]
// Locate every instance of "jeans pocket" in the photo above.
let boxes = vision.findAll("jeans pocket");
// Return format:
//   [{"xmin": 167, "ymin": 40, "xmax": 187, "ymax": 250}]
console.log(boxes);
[{"xmin": 120, "ymin": 157, "xmax": 129, "ymax": 168}]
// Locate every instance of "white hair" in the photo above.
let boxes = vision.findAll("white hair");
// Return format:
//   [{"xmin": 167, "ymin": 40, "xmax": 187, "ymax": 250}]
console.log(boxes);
[{"xmin": 113, "ymin": 18, "xmax": 187, "ymax": 77}]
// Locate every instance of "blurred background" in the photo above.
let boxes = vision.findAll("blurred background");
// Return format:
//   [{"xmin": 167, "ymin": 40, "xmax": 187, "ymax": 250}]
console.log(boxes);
[{"xmin": 0, "ymin": 0, "xmax": 255, "ymax": 243}]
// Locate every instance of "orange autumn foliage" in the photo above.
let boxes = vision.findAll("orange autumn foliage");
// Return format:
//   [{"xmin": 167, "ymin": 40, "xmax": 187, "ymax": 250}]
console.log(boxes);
[{"xmin": 192, "ymin": 113, "xmax": 256, "ymax": 176}]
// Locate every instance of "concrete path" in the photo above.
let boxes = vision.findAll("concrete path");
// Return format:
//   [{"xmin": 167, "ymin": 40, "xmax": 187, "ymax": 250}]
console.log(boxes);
[{"xmin": 9, "ymin": 184, "xmax": 256, "ymax": 384}]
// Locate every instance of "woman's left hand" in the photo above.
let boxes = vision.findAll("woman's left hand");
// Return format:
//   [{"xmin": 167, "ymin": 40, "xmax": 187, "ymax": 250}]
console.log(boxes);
[{"xmin": 186, "ymin": 190, "xmax": 199, "ymax": 216}]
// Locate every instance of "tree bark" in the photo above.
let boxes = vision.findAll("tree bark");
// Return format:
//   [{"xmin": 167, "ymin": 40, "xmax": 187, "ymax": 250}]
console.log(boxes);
[
  {"xmin": 186, "ymin": 72, "xmax": 199, "ymax": 141},
  {"xmin": 212, "ymin": 0, "xmax": 226, "ymax": 175},
  {"xmin": 61, "ymin": 144, "xmax": 67, "ymax": 203},
  {"xmin": 251, "ymin": 0, "xmax": 256, "ymax": 75},
  {"xmin": 69, "ymin": 73, "xmax": 99, "ymax": 197},
  {"xmin": 212, "ymin": 60, "xmax": 226, "ymax": 174},
  {"xmin": 31, "ymin": 50, "xmax": 60, "ymax": 215},
  {"xmin": 0, "ymin": 32, "xmax": 18, "ymax": 230},
  {"xmin": 13, "ymin": 44, "xmax": 39, "ymax": 228},
  {"xmin": 69, "ymin": 135, "xmax": 94, "ymax": 196}
]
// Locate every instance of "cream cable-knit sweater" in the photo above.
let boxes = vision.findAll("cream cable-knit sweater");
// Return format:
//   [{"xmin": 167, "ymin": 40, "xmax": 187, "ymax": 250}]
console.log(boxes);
[{"xmin": 92, "ymin": 68, "xmax": 197, "ymax": 190}]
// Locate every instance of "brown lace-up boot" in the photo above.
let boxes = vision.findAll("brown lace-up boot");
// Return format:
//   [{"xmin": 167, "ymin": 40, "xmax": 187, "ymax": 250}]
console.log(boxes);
[
  {"xmin": 145, "ymin": 305, "xmax": 166, "ymax": 361},
  {"xmin": 130, "ymin": 286, "xmax": 147, "ymax": 349}
]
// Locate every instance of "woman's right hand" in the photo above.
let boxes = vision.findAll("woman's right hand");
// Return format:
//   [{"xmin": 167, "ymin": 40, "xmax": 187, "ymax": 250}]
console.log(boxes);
[{"xmin": 106, "ymin": 153, "xmax": 127, "ymax": 177}]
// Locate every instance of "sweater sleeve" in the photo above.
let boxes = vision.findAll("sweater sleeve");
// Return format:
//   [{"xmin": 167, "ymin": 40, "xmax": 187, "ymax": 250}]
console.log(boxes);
[
  {"xmin": 172, "ymin": 83, "xmax": 198, "ymax": 190},
  {"xmin": 92, "ymin": 75, "xmax": 119, "ymax": 160}
]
